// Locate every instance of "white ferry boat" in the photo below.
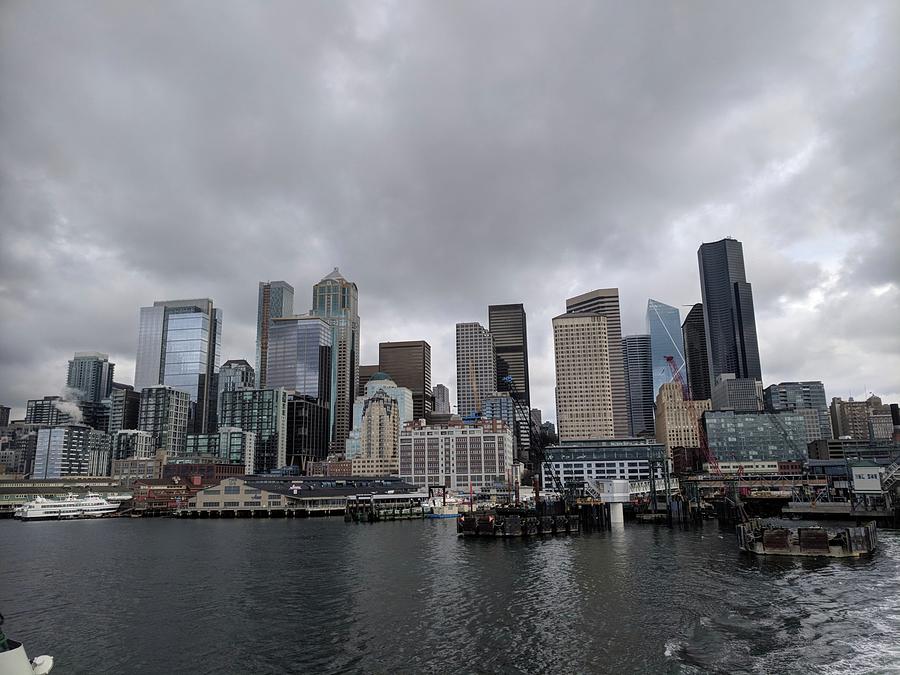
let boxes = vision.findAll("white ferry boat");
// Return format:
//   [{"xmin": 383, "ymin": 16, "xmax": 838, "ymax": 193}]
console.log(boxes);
[{"xmin": 14, "ymin": 493, "xmax": 119, "ymax": 521}]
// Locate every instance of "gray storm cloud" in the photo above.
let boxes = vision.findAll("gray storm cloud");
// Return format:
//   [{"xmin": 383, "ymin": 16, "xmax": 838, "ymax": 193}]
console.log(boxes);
[{"xmin": 0, "ymin": 1, "xmax": 898, "ymax": 420}]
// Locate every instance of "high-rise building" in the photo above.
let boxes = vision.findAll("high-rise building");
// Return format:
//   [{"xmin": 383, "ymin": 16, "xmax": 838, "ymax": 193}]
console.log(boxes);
[
  {"xmin": 646, "ymin": 300, "xmax": 685, "ymax": 400},
  {"xmin": 565, "ymin": 289, "xmax": 629, "ymax": 437},
  {"xmin": 530, "ymin": 409, "xmax": 542, "ymax": 427},
  {"xmin": 622, "ymin": 335, "xmax": 654, "ymax": 437},
  {"xmin": 310, "ymin": 268, "xmax": 360, "ymax": 454},
  {"xmin": 266, "ymin": 316, "xmax": 333, "ymax": 399},
  {"xmin": 433, "ymin": 384, "xmax": 451, "ymax": 414},
  {"xmin": 33, "ymin": 424, "xmax": 110, "ymax": 479},
  {"xmin": 378, "ymin": 341, "xmax": 432, "ymax": 420},
  {"xmin": 0, "ymin": 405, "xmax": 10, "ymax": 427},
  {"xmin": 488, "ymin": 303, "xmax": 530, "ymax": 404},
  {"xmin": 352, "ymin": 390, "xmax": 401, "ymax": 477},
  {"xmin": 114, "ymin": 429, "xmax": 155, "ymax": 460},
  {"xmin": 25, "ymin": 396, "xmax": 75, "ymax": 426},
  {"xmin": 655, "ymin": 382, "xmax": 711, "ymax": 454},
  {"xmin": 217, "ymin": 359, "xmax": 256, "ymax": 416},
  {"xmin": 285, "ymin": 394, "xmax": 330, "ymax": 471},
  {"xmin": 358, "ymin": 364, "xmax": 379, "ymax": 397},
  {"xmin": 256, "ymin": 281, "xmax": 294, "ymax": 389},
  {"xmin": 764, "ymin": 382, "xmax": 831, "ymax": 441},
  {"xmin": 108, "ymin": 386, "xmax": 140, "ymax": 436},
  {"xmin": 133, "ymin": 298, "xmax": 222, "ymax": 434},
  {"xmin": 682, "ymin": 303, "xmax": 711, "ymax": 401},
  {"xmin": 137, "ymin": 385, "xmax": 190, "ymax": 457},
  {"xmin": 219, "ymin": 388, "xmax": 288, "ymax": 474},
  {"xmin": 697, "ymin": 238, "xmax": 762, "ymax": 388},
  {"xmin": 455, "ymin": 323, "xmax": 496, "ymax": 419},
  {"xmin": 346, "ymin": 373, "xmax": 413, "ymax": 459},
  {"xmin": 553, "ymin": 312, "xmax": 614, "ymax": 441},
  {"xmin": 829, "ymin": 397, "xmax": 869, "ymax": 440},
  {"xmin": 66, "ymin": 352, "xmax": 114, "ymax": 402},
  {"xmin": 711, "ymin": 374, "xmax": 764, "ymax": 412}
]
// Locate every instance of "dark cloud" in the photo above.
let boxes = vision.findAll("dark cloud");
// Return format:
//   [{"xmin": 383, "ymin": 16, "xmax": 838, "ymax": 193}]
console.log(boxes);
[{"xmin": 2, "ymin": 0, "xmax": 898, "ymax": 420}]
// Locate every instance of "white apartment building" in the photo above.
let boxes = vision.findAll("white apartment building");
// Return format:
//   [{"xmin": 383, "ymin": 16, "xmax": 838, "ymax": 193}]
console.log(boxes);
[{"xmin": 399, "ymin": 418, "xmax": 513, "ymax": 490}]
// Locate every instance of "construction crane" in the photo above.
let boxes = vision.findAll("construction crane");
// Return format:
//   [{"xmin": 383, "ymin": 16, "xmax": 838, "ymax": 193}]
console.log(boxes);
[
  {"xmin": 666, "ymin": 355, "xmax": 722, "ymax": 478},
  {"xmin": 500, "ymin": 375, "xmax": 568, "ymax": 501}
]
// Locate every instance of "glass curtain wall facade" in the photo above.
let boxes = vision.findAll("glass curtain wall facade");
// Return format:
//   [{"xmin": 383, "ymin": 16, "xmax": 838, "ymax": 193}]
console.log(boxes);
[
  {"xmin": 266, "ymin": 317, "xmax": 333, "ymax": 401},
  {"xmin": 256, "ymin": 281, "xmax": 294, "ymax": 389},
  {"xmin": 133, "ymin": 299, "xmax": 222, "ymax": 434},
  {"xmin": 646, "ymin": 300, "xmax": 685, "ymax": 400},
  {"xmin": 310, "ymin": 268, "xmax": 360, "ymax": 454},
  {"xmin": 622, "ymin": 335, "xmax": 655, "ymax": 437},
  {"xmin": 682, "ymin": 303, "xmax": 711, "ymax": 401},
  {"xmin": 698, "ymin": 238, "xmax": 762, "ymax": 388},
  {"xmin": 219, "ymin": 388, "xmax": 288, "ymax": 474}
]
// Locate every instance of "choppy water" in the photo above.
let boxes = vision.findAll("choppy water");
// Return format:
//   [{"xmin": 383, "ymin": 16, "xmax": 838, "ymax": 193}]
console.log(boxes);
[{"xmin": 1, "ymin": 518, "xmax": 899, "ymax": 674}]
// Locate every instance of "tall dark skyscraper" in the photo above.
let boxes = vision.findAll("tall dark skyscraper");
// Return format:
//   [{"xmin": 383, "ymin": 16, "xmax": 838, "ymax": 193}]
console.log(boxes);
[
  {"xmin": 379, "ymin": 341, "xmax": 432, "ymax": 420},
  {"xmin": 488, "ymin": 304, "xmax": 531, "ymax": 407},
  {"xmin": 682, "ymin": 303, "xmax": 711, "ymax": 401},
  {"xmin": 565, "ymin": 288, "xmax": 630, "ymax": 438},
  {"xmin": 697, "ymin": 238, "xmax": 762, "ymax": 389},
  {"xmin": 622, "ymin": 335, "xmax": 654, "ymax": 436},
  {"xmin": 256, "ymin": 281, "xmax": 294, "ymax": 389}
]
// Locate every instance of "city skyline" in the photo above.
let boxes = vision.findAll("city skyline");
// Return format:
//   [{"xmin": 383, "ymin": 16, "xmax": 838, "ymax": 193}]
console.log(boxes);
[{"xmin": 2, "ymin": 3, "xmax": 898, "ymax": 423}]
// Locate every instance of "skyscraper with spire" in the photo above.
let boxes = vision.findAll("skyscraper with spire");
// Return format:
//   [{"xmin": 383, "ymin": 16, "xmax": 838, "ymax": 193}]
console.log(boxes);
[{"xmin": 310, "ymin": 268, "xmax": 360, "ymax": 454}]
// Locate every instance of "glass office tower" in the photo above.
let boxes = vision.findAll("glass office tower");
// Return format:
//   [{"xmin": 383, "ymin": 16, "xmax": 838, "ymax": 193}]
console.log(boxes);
[
  {"xmin": 646, "ymin": 299, "xmax": 685, "ymax": 400},
  {"xmin": 256, "ymin": 281, "xmax": 294, "ymax": 389}
]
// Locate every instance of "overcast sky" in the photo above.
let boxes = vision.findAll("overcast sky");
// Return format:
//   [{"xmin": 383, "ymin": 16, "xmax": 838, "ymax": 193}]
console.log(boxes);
[{"xmin": 1, "ymin": 1, "xmax": 898, "ymax": 422}]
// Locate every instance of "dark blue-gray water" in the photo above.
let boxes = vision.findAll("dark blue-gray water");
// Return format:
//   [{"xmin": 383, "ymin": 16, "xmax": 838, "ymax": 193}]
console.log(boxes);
[{"xmin": 2, "ymin": 518, "xmax": 899, "ymax": 674}]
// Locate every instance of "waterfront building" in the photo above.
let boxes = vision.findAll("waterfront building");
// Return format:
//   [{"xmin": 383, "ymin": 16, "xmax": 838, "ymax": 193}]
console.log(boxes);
[
  {"xmin": 1, "ymin": 423, "xmax": 39, "ymax": 476},
  {"xmin": 565, "ymin": 288, "xmax": 629, "ymax": 438},
  {"xmin": 310, "ymin": 268, "xmax": 360, "ymax": 454},
  {"xmin": 764, "ymin": 382, "xmax": 831, "ymax": 441},
  {"xmin": 108, "ymin": 386, "xmax": 140, "ymax": 436},
  {"xmin": 622, "ymin": 334, "xmax": 655, "ymax": 437},
  {"xmin": 358, "ymin": 364, "xmax": 379, "ymax": 397},
  {"xmin": 379, "ymin": 341, "xmax": 432, "ymax": 420},
  {"xmin": 345, "ymin": 373, "xmax": 413, "ymax": 459},
  {"xmin": 455, "ymin": 322, "xmax": 496, "ymax": 419},
  {"xmin": 703, "ymin": 410, "xmax": 809, "ymax": 462},
  {"xmin": 829, "ymin": 397, "xmax": 869, "ymax": 440},
  {"xmin": 682, "ymin": 303, "xmax": 711, "ymax": 401},
  {"xmin": 398, "ymin": 418, "xmax": 514, "ymax": 490},
  {"xmin": 541, "ymin": 439, "xmax": 666, "ymax": 487},
  {"xmin": 655, "ymin": 382, "xmax": 711, "ymax": 455},
  {"xmin": 25, "ymin": 396, "xmax": 74, "ymax": 426},
  {"xmin": 33, "ymin": 424, "xmax": 110, "ymax": 479},
  {"xmin": 807, "ymin": 438, "xmax": 900, "ymax": 461},
  {"xmin": 256, "ymin": 281, "xmax": 294, "ymax": 389},
  {"xmin": 66, "ymin": 352, "xmax": 114, "ymax": 402},
  {"xmin": 0, "ymin": 405, "xmax": 9, "ymax": 427},
  {"xmin": 112, "ymin": 452, "xmax": 167, "ymax": 482},
  {"xmin": 285, "ymin": 394, "xmax": 330, "ymax": 472},
  {"xmin": 552, "ymin": 312, "xmax": 614, "ymax": 441},
  {"xmin": 646, "ymin": 300, "xmax": 685, "ymax": 400},
  {"xmin": 697, "ymin": 237, "xmax": 762, "ymax": 388},
  {"xmin": 711, "ymin": 374, "xmax": 763, "ymax": 412},
  {"xmin": 137, "ymin": 386, "xmax": 190, "ymax": 457},
  {"xmin": 433, "ymin": 384, "xmax": 451, "ymax": 414},
  {"xmin": 88, "ymin": 442, "xmax": 112, "ymax": 476},
  {"xmin": 114, "ymin": 429, "xmax": 155, "ymax": 460},
  {"xmin": 219, "ymin": 388, "xmax": 288, "ymax": 474},
  {"xmin": 133, "ymin": 298, "xmax": 223, "ymax": 434}
]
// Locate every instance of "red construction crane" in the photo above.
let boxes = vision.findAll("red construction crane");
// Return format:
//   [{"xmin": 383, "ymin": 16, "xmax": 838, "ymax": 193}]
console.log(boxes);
[{"xmin": 665, "ymin": 355, "xmax": 722, "ymax": 478}]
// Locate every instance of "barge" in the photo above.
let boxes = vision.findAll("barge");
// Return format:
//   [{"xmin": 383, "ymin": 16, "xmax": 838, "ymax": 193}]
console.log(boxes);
[
  {"xmin": 736, "ymin": 519, "xmax": 877, "ymax": 558},
  {"xmin": 457, "ymin": 506, "xmax": 580, "ymax": 537}
]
